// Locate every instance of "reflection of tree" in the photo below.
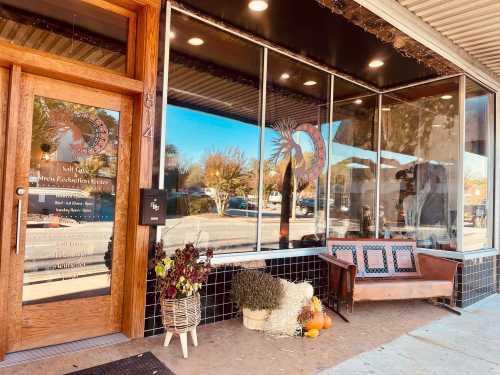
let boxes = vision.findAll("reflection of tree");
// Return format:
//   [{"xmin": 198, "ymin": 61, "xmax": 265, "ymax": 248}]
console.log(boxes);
[
  {"xmin": 80, "ymin": 155, "xmax": 108, "ymax": 177},
  {"xmin": 250, "ymin": 159, "xmax": 282, "ymax": 205},
  {"xmin": 32, "ymin": 97, "xmax": 60, "ymax": 166},
  {"xmin": 165, "ymin": 143, "xmax": 190, "ymax": 190},
  {"xmin": 382, "ymin": 96, "xmax": 457, "ymax": 155},
  {"xmin": 31, "ymin": 97, "xmax": 119, "ymax": 171},
  {"xmin": 203, "ymin": 147, "xmax": 251, "ymax": 216}
]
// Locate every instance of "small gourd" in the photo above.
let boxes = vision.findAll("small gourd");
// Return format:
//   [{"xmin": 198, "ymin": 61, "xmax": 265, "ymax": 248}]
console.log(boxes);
[
  {"xmin": 304, "ymin": 329, "xmax": 319, "ymax": 338},
  {"xmin": 304, "ymin": 311, "xmax": 325, "ymax": 331}
]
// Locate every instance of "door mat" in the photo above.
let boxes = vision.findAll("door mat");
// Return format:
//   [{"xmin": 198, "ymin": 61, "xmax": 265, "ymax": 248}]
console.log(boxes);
[{"xmin": 66, "ymin": 352, "xmax": 175, "ymax": 375}]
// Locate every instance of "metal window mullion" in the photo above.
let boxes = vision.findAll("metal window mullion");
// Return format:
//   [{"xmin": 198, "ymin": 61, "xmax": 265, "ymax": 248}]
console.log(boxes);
[
  {"xmin": 156, "ymin": 1, "xmax": 172, "ymax": 242},
  {"xmin": 487, "ymin": 91, "xmax": 495, "ymax": 248},
  {"xmin": 494, "ymin": 92, "xmax": 500, "ymax": 250},
  {"xmin": 256, "ymin": 47, "xmax": 268, "ymax": 252},
  {"xmin": 325, "ymin": 74, "xmax": 334, "ymax": 239},
  {"xmin": 457, "ymin": 75, "xmax": 466, "ymax": 252},
  {"xmin": 375, "ymin": 93, "xmax": 383, "ymax": 238}
]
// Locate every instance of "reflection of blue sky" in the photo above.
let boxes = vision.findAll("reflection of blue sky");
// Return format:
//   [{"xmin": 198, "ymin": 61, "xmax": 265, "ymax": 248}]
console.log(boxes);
[
  {"xmin": 464, "ymin": 152, "xmax": 488, "ymax": 179},
  {"xmin": 331, "ymin": 121, "xmax": 376, "ymax": 167},
  {"xmin": 165, "ymin": 105, "xmax": 260, "ymax": 163},
  {"xmin": 165, "ymin": 107, "xmax": 489, "ymax": 177},
  {"xmin": 104, "ymin": 109, "xmax": 120, "ymax": 124}
]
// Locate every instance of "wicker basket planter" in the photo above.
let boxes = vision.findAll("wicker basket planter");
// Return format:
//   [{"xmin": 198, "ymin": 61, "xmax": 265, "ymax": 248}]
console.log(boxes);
[{"xmin": 161, "ymin": 293, "xmax": 201, "ymax": 333}]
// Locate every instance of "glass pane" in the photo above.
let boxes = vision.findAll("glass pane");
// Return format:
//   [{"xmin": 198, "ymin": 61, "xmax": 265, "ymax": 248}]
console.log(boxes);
[
  {"xmin": 0, "ymin": 0, "xmax": 129, "ymax": 74},
  {"xmin": 329, "ymin": 78, "xmax": 378, "ymax": 238},
  {"xmin": 161, "ymin": 12, "xmax": 262, "ymax": 254},
  {"xmin": 261, "ymin": 51, "xmax": 329, "ymax": 250},
  {"xmin": 24, "ymin": 96, "xmax": 120, "ymax": 304},
  {"xmin": 463, "ymin": 79, "xmax": 493, "ymax": 250},
  {"xmin": 380, "ymin": 78, "xmax": 459, "ymax": 250}
]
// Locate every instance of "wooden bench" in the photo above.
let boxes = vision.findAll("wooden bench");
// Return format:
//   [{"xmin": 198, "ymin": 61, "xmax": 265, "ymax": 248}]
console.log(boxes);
[{"xmin": 319, "ymin": 238, "xmax": 460, "ymax": 321}]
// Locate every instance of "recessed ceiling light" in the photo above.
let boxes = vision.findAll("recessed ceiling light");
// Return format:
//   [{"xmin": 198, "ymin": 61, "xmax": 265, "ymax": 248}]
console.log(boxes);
[
  {"xmin": 304, "ymin": 80, "xmax": 317, "ymax": 86},
  {"xmin": 382, "ymin": 107, "xmax": 391, "ymax": 112},
  {"xmin": 369, "ymin": 59, "xmax": 384, "ymax": 68},
  {"xmin": 169, "ymin": 31, "xmax": 175, "ymax": 39},
  {"xmin": 280, "ymin": 73, "xmax": 290, "ymax": 80},
  {"xmin": 354, "ymin": 99, "xmax": 363, "ymax": 105},
  {"xmin": 248, "ymin": 0, "xmax": 268, "ymax": 11},
  {"xmin": 432, "ymin": 124, "xmax": 444, "ymax": 128},
  {"xmin": 441, "ymin": 94, "xmax": 453, "ymax": 100},
  {"xmin": 188, "ymin": 37, "xmax": 204, "ymax": 46}
]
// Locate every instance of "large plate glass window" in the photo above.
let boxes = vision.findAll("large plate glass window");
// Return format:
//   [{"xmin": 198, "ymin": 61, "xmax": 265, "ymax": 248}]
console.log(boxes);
[
  {"xmin": 261, "ymin": 51, "xmax": 329, "ymax": 250},
  {"xmin": 161, "ymin": 12, "xmax": 262, "ymax": 254},
  {"xmin": 463, "ymin": 78, "xmax": 494, "ymax": 251},
  {"xmin": 380, "ymin": 78, "xmax": 460, "ymax": 250},
  {"xmin": 329, "ymin": 78, "xmax": 378, "ymax": 239}
]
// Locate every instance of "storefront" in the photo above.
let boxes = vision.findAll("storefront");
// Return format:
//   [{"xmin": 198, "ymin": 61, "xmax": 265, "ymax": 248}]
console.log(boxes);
[
  {"xmin": 0, "ymin": 0, "xmax": 498, "ymax": 359},
  {"xmin": 145, "ymin": 0, "xmax": 499, "ymax": 336}
]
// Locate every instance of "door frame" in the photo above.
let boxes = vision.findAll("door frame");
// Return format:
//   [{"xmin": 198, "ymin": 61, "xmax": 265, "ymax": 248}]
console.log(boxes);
[
  {"xmin": 0, "ymin": 0, "xmax": 160, "ymax": 359},
  {"xmin": 6, "ymin": 74, "xmax": 132, "ymax": 352}
]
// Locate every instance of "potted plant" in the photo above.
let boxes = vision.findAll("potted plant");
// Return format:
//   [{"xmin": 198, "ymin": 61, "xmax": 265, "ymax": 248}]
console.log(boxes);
[
  {"xmin": 153, "ymin": 242, "xmax": 213, "ymax": 342},
  {"xmin": 230, "ymin": 270, "xmax": 284, "ymax": 330}
]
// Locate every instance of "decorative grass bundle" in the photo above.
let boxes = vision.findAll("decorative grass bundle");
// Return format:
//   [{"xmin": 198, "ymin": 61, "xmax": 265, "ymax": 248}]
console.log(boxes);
[
  {"xmin": 263, "ymin": 280, "xmax": 314, "ymax": 336},
  {"xmin": 231, "ymin": 270, "xmax": 284, "ymax": 311}
]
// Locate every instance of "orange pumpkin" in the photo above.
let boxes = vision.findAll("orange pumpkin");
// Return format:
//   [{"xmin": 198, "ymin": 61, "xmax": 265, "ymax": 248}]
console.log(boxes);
[
  {"xmin": 323, "ymin": 313, "xmax": 332, "ymax": 329},
  {"xmin": 304, "ymin": 312, "xmax": 325, "ymax": 331}
]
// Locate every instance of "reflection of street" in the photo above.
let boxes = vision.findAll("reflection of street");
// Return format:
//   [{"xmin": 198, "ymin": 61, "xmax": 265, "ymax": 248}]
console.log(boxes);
[
  {"xmin": 23, "ymin": 222, "xmax": 113, "ymax": 303},
  {"xmin": 161, "ymin": 211, "xmax": 324, "ymax": 254},
  {"xmin": 463, "ymin": 226, "xmax": 489, "ymax": 250}
]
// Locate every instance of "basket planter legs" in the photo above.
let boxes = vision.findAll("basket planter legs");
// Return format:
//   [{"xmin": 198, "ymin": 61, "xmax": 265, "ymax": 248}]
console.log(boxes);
[{"xmin": 161, "ymin": 294, "xmax": 201, "ymax": 358}]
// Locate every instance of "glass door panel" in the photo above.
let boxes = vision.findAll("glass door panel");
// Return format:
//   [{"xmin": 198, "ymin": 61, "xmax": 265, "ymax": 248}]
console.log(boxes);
[{"xmin": 24, "ymin": 96, "xmax": 120, "ymax": 304}]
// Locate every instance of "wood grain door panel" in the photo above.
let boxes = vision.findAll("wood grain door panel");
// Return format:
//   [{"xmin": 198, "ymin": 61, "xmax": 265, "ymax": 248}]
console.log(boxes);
[{"xmin": 6, "ymin": 73, "xmax": 132, "ymax": 352}]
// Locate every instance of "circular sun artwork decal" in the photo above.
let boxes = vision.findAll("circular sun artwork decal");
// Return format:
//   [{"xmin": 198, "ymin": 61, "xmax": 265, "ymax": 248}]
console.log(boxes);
[
  {"xmin": 270, "ymin": 118, "xmax": 325, "ymax": 183},
  {"xmin": 50, "ymin": 109, "xmax": 110, "ymax": 156}
]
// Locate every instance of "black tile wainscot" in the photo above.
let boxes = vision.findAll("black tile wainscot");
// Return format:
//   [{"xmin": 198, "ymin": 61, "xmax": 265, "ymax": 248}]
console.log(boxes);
[
  {"xmin": 455, "ymin": 255, "xmax": 497, "ymax": 308},
  {"xmin": 144, "ymin": 255, "xmax": 328, "ymax": 337}
]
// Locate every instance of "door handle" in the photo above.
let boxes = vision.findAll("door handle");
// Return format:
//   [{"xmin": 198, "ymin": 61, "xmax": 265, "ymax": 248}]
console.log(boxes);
[
  {"xmin": 15, "ymin": 187, "xmax": 25, "ymax": 256},
  {"xmin": 16, "ymin": 198, "xmax": 22, "ymax": 255}
]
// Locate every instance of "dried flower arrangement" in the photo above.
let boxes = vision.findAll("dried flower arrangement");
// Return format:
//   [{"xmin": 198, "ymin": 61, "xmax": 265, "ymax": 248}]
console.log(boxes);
[
  {"xmin": 153, "ymin": 241, "xmax": 213, "ymax": 299},
  {"xmin": 231, "ymin": 270, "xmax": 284, "ymax": 311}
]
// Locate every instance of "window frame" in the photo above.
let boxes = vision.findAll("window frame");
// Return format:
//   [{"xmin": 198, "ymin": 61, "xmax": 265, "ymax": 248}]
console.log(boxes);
[{"xmin": 158, "ymin": 3, "xmax": 497, "ymax": 260}]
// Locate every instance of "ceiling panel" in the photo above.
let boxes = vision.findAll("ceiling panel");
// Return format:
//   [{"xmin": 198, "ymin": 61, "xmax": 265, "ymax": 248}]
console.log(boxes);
[
  {"xmin": 177, "ymin": 0, "xmax": 439, "ymax": 89},
  {"xmin": 398, "ymin": 0, "xmax": 500, "ymax": 78}
]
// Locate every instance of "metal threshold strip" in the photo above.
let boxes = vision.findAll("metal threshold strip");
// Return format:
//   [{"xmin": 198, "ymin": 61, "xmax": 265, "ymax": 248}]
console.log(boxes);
[{"xmin": 0, "ymin": 333, "xmax": 129, "ymax": 368}]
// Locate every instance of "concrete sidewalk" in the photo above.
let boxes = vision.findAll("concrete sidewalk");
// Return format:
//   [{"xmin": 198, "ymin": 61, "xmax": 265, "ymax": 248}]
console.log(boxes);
[{"xmin": 318, "ymin": 295, "xmax": 500, "ymax": 375}]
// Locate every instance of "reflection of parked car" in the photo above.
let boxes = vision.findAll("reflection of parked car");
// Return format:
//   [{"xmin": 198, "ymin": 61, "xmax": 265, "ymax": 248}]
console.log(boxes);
[
  {"xmin": 472, "ymin": 204, "xmax": 487, "ymax": 227},
  {"xmin": 269, "ymin": 191, "xmax": 282, "ymax": 204},
  {"xmin": 228, "ymin": 197, "xmax": 256, "ymax": 210},
  {"xmin": 298, "ymin": 198, "xmax": 315, "ymax": 215},
  {"xmin": 298, "ymin": 198, "xmax": 325, "ymax": 215}
]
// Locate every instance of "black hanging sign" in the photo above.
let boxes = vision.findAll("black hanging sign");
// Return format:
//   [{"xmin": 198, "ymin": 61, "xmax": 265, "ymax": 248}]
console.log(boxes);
[{"xmin": 139, "ymin": 189, "xmax": 167, "ymax": 226}]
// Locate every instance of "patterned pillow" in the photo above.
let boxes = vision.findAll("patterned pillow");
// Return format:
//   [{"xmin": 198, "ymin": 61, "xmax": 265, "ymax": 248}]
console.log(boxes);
[
  {"xmin": 328, "ymin": 239, "xmax": 419, "ymax": 278},
  {"xmin": 389, "ymin": 244, "xmax": 419, "ymax": 277},
  {"xmin": 331, "ymin": 244, "xmax": 358, "ymax": 267},
  {"xmin": 361, "ymin": 244, "xmax": 390, "ymax": 277}
]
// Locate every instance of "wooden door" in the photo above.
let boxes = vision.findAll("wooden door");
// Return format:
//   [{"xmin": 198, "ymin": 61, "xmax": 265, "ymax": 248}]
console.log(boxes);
[{"xmin": 6, "ymin": 73, "xmax": 132, "ymax": 352}]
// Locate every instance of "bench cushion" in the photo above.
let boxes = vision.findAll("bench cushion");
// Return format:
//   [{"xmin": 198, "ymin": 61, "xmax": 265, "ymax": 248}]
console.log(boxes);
[
  {"xmin": 353, "ymin": 279, "xmax": 454, "ymax": 302},
  {"xmin": 329, "ymin": 239, "xmax": 420, "ymax": 278}
]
